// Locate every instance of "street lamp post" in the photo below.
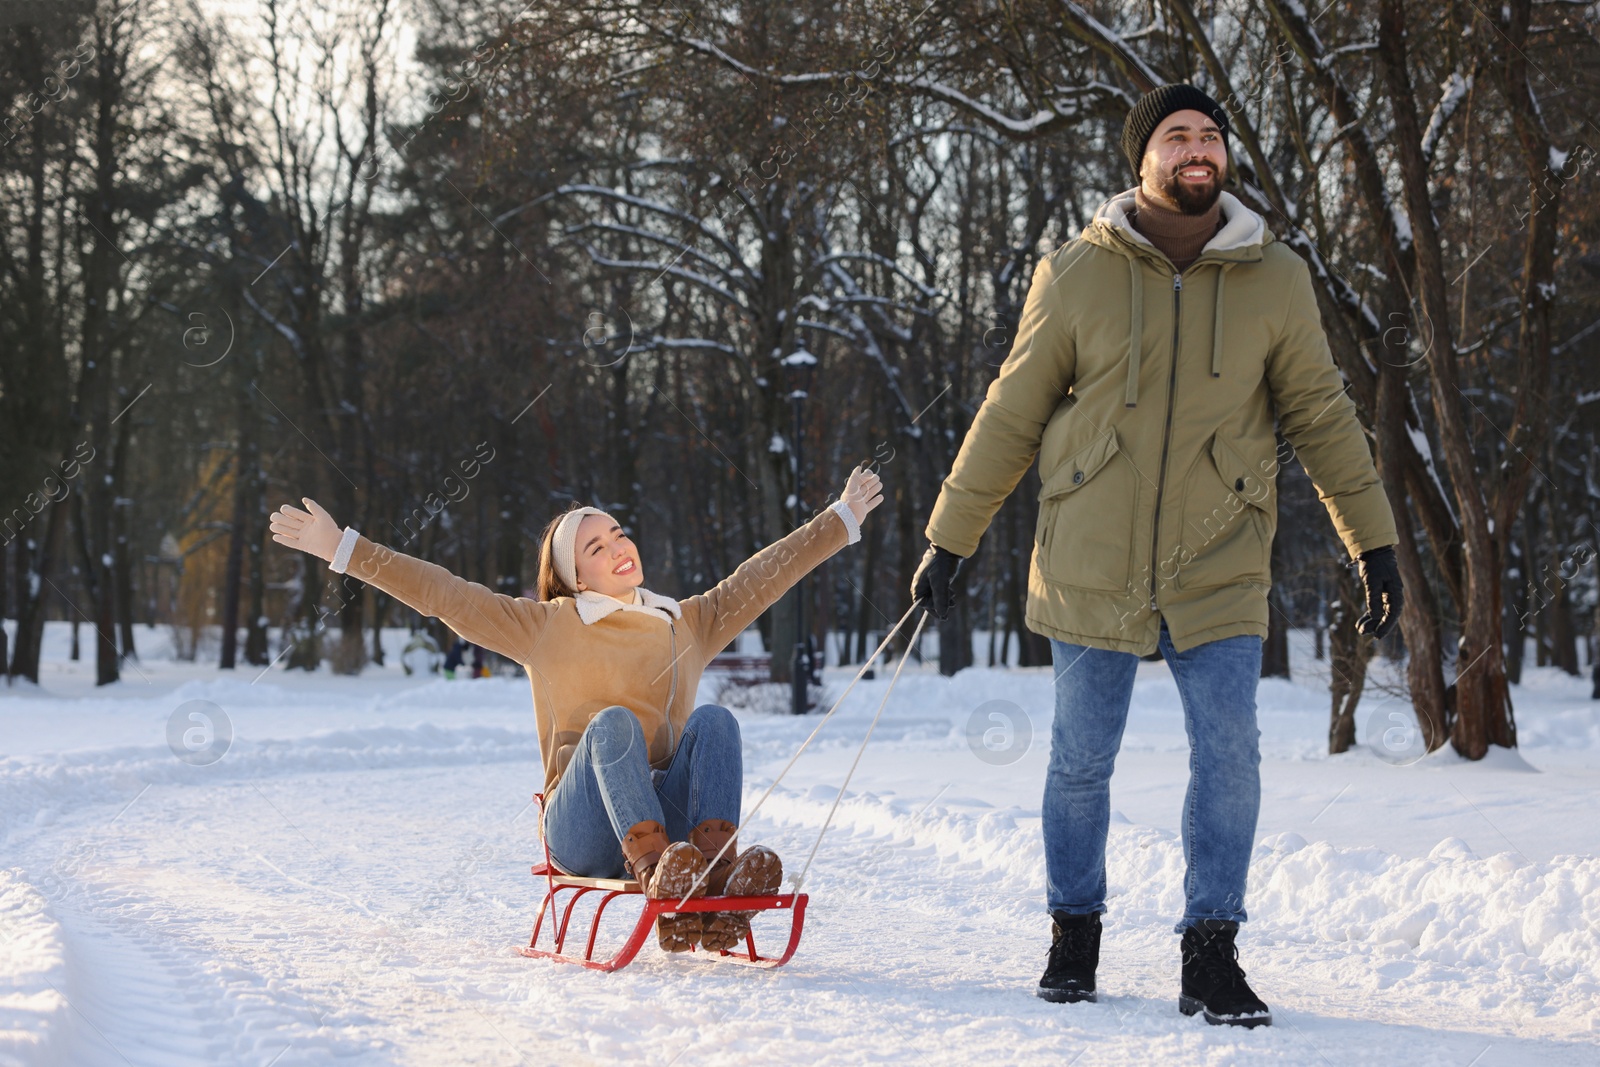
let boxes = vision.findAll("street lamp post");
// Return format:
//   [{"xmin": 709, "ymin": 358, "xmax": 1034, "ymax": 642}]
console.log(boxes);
[{"xmin": 783, "ymin": 347, "xmax": 817, "ymax": 715}]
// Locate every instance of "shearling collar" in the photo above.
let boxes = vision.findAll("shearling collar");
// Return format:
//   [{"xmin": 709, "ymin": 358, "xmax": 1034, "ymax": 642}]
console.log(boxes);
[
  {"xmin": 573, "ymin": 587, "xmax": 682, "ymax": 625},
  {"xmin": 1092, "ymin": 187, "xmax": 1267, "ymax": 261}
]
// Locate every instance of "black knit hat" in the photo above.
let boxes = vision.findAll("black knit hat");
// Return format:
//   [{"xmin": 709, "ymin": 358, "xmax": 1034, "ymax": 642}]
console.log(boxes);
[{"xmin": 1121, "ymin": 84, "xmax": 1229, "ymax": 179}]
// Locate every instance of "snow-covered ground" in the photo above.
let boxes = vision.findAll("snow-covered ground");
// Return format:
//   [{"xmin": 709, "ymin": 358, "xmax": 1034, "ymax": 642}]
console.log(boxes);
[{"xmin": 2, "ymin": 621, "xmax": 1598, "ymax": 1066}]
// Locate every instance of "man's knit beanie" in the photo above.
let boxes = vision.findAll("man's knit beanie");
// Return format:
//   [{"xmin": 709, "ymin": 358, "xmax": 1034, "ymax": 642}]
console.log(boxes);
[{"xmin": 1121, "ymin": 84, "xmax": 1230, "ymax": 179}]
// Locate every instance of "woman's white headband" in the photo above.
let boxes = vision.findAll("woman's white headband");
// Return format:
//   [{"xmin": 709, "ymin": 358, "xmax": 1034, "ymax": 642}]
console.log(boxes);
[{"xmin": 552, "ymin": 507, "xmax": 616, "ymax": 592}]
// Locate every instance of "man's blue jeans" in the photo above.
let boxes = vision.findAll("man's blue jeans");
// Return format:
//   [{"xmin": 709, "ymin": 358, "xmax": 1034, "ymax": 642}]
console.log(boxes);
[
  {"xmin": 1046, "ymin": 620, "xmax": 1263, "ymax": 932},
  {"xmin": 543, "ymin": 704, "xmax": 742, "ymax": 878}
]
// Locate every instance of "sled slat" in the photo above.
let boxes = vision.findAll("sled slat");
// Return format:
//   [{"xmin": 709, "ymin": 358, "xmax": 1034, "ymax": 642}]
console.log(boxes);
[{"xmin": 531, "ymin": 862, "xmax": 640, "ymax": 892}]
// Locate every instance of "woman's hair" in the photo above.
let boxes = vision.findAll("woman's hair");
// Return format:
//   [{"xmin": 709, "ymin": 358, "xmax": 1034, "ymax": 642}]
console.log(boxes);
[{"xmin": 535, "ymin": 503, "xmax": 586, "ymax": 601}]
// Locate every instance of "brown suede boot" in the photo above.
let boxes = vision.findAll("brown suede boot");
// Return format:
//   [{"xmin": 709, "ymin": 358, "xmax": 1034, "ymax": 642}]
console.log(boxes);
[
  {"xmin": 620, "ymin": 820, "xmax": 669, "ymax": 885},
  {"xmin": 620, "ymin": 821, "xmax": 701, "ymax": 953},
  {"xmin": 690, "ymin": 819, "xmax": 738, "ymax": 893},
  {"xmin": 646, "ymin": 842, "xmax": 709, "ymax": 952},
  {"xmin": 701, "ymin": 842, "xmax": 783, "ymax": 953},
  {"xmin": 691, "ymin": 819, "xmax": 741, "ymax": 952}
]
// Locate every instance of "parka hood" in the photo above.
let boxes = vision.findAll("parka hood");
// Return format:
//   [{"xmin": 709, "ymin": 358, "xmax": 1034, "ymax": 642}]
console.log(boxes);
[{"xmin": 1082, "ymin": 189, "xmax": 1274, "ymax": 406}]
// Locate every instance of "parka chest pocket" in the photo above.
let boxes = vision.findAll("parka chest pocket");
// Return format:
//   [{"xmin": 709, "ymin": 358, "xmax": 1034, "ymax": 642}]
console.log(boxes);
[
  {"xmin": 1035, "ymin": 427, "xmax": 1135, "ymax": 593},
  {"xmin": 1175, "ymin": 434, "xmax": 1274, "ymax": 591}
]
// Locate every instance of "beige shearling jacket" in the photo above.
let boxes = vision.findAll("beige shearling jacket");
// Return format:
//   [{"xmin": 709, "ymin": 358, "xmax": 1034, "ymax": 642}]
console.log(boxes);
[{"xmin": 342, "ymin": 505, "xmax": 855, "ymax": 793}]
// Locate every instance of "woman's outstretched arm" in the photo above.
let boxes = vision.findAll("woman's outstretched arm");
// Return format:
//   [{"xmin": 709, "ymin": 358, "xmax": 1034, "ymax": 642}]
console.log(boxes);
[
  {"xmin": 680, "ymin": 466, "xmax": 884, "ymax": 658},
  {"xmin": 270, "ymin": 498, "xmax": 552, "ymax": 663}
]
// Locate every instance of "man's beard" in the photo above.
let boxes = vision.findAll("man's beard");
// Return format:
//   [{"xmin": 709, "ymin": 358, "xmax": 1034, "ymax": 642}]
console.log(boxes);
[{"xmin": 1158, "ymin": 161, "xmax": 1224, "ymax": 215}]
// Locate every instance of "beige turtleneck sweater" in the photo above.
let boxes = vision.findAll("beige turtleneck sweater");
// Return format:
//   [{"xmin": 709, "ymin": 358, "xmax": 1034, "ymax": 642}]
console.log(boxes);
[{"xmin": 1130, "ymin": 187, "xmax": 1224, "ymax": 273}]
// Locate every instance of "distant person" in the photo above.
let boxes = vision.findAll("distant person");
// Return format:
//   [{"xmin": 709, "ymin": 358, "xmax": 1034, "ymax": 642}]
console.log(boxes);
[
  {"xmin": 442, "ymin": 637, "xmax": 469, "ymax": 679},
  {"xmin": 271, "ymin": 466, "xmax": 882, "ymax": 953},
  {"xmin": 912, "ymin": 84, "xmax": 1404, "ymax": 1026}
]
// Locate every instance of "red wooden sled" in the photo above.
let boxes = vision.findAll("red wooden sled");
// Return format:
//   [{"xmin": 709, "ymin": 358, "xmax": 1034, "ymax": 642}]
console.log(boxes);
[{"xmin": 517, "ymin": 795, "xmax": 808, "ymax": 972}]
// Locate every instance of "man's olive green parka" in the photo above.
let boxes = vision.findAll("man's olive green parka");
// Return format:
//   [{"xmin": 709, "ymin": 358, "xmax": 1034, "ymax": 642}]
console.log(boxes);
[{"xmin": 925, "ymin": 189, "xmax": 1398, "ymax": 655}]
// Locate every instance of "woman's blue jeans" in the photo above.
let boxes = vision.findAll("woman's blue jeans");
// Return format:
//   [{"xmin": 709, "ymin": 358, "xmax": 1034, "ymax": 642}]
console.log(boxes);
[
  {"xmin": 542, "ymin": 704, "xmax": 742, "ymax": 878},
  {"xmin": 1046, "ymin": 620, "xmax": 1262, "ymax": 932}
]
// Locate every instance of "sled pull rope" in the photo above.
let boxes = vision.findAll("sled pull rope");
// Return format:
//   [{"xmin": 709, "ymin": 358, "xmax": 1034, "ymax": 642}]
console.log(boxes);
[
  {"xmin": 675, "ymin": 600, "xmax": 927, "ymax": 907},
  {"xmin": 791, "ymin": 607, "xmax": 929, "ymax": 892}
]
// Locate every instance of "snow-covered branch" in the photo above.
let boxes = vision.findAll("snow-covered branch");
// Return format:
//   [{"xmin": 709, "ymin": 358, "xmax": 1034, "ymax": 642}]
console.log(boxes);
[
  {"xmin": 1420, "ymin": 67, "xmax": 1475, "ymax": 164},
  {"xmin": 565, "ymin": 219, "xmax": 754, "ymax": 291},
  {"xmin": 572, "ymin": 243, "xmax": 744, "ymax": 308},
  {"xmin": 557, "ymin": 183, "xmax": 745, "ymax": 265},
  {"xmin": 814, "ymin": 251, "xmax": 942, "ymax": 300},
  {"xmin": 641, "ymin": 335, "xmax": 741, "ymax": 358},
  {"xmin": 1315, "ymin": 40, "xmax": 1379, "ymax": 70},
  {"xmin": 1055, "ymin": 0, "xmax": 1164, "ymax": 87},
  {"xmin": 240, "ymin": 287, "xmax": 309, "ymax": 361}
]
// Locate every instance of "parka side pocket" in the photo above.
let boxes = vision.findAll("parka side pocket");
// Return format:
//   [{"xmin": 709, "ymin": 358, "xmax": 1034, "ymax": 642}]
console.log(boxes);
[
  {"xmin": 1035, "ymin": 428, "xmax": 1135, "ymax": 593},
  {"xmin": 1175, "ymin": 434, "xmax": 1272, "ymax": 591}
]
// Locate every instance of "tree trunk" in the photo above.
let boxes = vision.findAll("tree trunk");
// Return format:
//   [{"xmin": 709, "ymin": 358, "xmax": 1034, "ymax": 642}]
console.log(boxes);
[
  {"xmin": 1593, "ymin": 597, "xmax": 1600, "ymax": 700},
  {"xmin": 244, "ymin": 488, "xmax": 269, "ymax": 667},
  {"xmin": 113, "ymin": 410, "xmax": 136, "ymax": 660},
  {"xmin": 1376, "ymin": 363, "xmax": 1449, "ymax": 753},
  {"xmin": 1327, "ymin": 565, "xmax": 1368, "ymax": 754},
  {"xmin": 1314, "ymin": 584, "xmax": 1325, "ymax": 661},
  {"xmin": 939, "ymin": 543, "xmax": 975, "ymax": 676},
  {"xmin": 219, "ymin": 446, "xmax": 245, "ymax": 670},
  {"xmin": 9, "ymin": 504, "xmax": 66, "ymax": 683},
  {"xmin": 1262, "ymin": 586, "xmax": 1290, "ymax": 679},
  {"xmin": 370, "ymin": 592, "xmax": 387, "ymax": 667},
  {"xmin": 0, "ymin": 539, "xmax": 8, "ymax": 679},
  {"xmin": 1261, "ymin": 507, "xmax": 1290, "ymax": 678},
  {"xmin": 1504, "ymin": 531, "xmax": 1526, "ymax": 686},
  {"xmin": 1009, "ymin": 490, "xmax": 1049, "ymax": 668},
  {"xmin": 853, "ymin": 505, "xmax": 879, "ymax": 667},
  {"xmin": 73, "ymin": 10, "xmax": 129, "ymax": 688},
  {"xmin": 285, "ymin": 549, "xmax": 323, "ymax": 672},
  {"xmin": 1547, "ymin": 567, "xmax": 1578, "ymax": 676},
  {"xmin": 893, "ymin": 467, "xmax": 918, "ymax": 662},
  {"xmin": 985, "ymin": 542, "xmax": 999, "ymax": 667}
]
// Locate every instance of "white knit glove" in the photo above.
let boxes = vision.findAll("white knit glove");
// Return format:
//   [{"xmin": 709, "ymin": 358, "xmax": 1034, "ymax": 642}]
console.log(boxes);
[
  {"xmin": 270, "ymin": 498, "xmax": 346, "ymax": 564},
  {"xmin": 840, "ymin": 464, "xmax": 884, "ymax": 524}
]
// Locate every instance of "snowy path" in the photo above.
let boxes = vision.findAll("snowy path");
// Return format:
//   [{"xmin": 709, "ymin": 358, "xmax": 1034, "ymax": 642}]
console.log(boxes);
[{"xmin": 3, "ymin": 628, "xmax": 1599, "ymax": 1065}]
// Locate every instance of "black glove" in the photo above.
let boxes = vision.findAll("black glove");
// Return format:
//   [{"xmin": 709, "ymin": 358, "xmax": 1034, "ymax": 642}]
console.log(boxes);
[
  {"xmin": 1355, "ymin": 545, "xmax": 1404, "ymax": 639},
  {"xmin": 911, "ymin": 544, "xmax": 966, "ymax": 620}
]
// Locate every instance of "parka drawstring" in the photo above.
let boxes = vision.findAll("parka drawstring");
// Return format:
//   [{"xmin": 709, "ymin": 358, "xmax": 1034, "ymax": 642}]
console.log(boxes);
[
  {"xmin": 1124, "ymin": 256, "xmax": 1143, "ymax": 408},
  {"xmin": 1211, "ymin": 262, "xmax": 1234, "ymax": 379},
  {"xmin": 1128, "ymin": 252, "xmax": 1232, "ymax": 405}
]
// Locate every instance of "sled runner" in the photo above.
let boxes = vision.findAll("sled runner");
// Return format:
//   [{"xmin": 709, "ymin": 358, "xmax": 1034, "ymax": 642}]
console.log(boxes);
[{"xmin": 517, "ymin": 793, "xmax": 808, "ymax": 972}]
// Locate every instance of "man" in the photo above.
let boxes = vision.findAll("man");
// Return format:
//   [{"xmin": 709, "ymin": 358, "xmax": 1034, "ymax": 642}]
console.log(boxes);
[{"xmin": 911, "ymin": 84, "xmax": 1403, "ymax": 1027}]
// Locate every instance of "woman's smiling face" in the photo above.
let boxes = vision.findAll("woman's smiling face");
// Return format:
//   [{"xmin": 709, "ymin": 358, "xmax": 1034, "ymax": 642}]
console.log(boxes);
[{"xmin": 572, "ymin": 514, "xmax": 645, "ymax": 599}]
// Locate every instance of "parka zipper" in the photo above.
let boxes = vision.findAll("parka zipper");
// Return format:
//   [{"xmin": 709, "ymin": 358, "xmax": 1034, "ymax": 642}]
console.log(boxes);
[
  {"xmin": 664, "ymin": 620, "xmax": 679, "ymax": 754},
  {"xmin": 1147, "ymin": 271, "xmax": 1183, "ymax": 612}
]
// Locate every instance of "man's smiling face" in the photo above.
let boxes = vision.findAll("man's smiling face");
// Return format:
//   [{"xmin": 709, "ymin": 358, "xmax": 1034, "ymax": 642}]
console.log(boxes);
[{"xmin": 1139, "ymin": 108, "xmax": 1228, "ymax": 215}]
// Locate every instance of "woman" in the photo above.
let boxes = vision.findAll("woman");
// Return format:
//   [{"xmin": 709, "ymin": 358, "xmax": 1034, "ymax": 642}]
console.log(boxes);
[{"xmin": 269, "ymin": 465, "xmax": 883, "ymax": 953}]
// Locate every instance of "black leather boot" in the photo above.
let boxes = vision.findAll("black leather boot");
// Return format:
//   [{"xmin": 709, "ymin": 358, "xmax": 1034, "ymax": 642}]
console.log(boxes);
[
  {"xmin": 1037, "ymin": 911, "xmax": 1101, "ymax": 1003},
  {"xmin": 1179, "ymin": 919, "xmax": 1272, "ymax": 1027}
]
